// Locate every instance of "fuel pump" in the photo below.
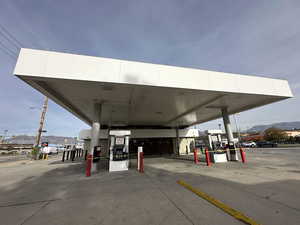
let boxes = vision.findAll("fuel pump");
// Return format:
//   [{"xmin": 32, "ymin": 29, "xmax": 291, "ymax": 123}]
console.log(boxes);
[
  {"xmin": 205, "ymin": 130, "xmax": 228, "ymax": 163},
  {"xmin": 109, "ymin": 130, "xmax": 131, "ymax": 172}
]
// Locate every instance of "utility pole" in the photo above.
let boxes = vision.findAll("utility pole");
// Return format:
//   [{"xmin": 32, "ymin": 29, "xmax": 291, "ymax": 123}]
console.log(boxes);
[{"xmin": 34, "ymin": 97, "xmax": 48, "ymax": 148}]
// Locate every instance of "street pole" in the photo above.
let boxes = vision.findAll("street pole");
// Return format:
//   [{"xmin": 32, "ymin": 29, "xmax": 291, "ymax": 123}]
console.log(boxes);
[{"xmin": 34, "ymin": 97, "xmax": 48, "ymax": 148}]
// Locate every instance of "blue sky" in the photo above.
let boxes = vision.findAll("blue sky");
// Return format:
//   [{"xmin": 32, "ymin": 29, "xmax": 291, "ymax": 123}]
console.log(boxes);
[{"xmin": 0, "ymin": 0, "xmax": 299, "ymax": 137}]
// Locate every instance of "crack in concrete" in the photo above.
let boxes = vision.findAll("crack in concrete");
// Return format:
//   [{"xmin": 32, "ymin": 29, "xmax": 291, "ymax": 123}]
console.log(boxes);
[
  {"xmin": 0, "ymin": 198, "xmax": 61, "ymax": 208},
  {"xmin": 20, "ymin": 201, "xmax": 51, "ymax": 225},
  {"xmin": 144, "ymin": 173, "xmax": 195, "ymax": 225}
]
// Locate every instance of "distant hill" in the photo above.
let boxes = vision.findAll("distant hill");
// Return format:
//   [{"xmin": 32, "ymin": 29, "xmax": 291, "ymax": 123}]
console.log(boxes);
[
  {"xmin": 247, "ymin": 121, "xmax": 300, "ymax": 133},
  {"xmin": 5, "ymin": 135, "xmax": 77, "ymax": 145}
]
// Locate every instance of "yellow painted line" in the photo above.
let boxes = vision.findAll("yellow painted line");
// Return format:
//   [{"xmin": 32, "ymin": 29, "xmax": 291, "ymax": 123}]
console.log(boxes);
[{"xmin": 177, "ymin": 180, "xmax": 261, "ymax": 225}]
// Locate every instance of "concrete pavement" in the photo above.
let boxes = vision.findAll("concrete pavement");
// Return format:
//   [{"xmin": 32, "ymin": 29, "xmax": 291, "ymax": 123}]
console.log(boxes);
[{"xmin": 0, "ymin": 148, "xmax": 300, "ymax": 225}]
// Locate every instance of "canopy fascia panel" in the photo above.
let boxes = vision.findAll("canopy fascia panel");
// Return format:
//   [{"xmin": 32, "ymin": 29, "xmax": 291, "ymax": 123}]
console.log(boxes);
[{"xmin": 14, "ymin": 48, "xmax": 293, "ymax": 128}]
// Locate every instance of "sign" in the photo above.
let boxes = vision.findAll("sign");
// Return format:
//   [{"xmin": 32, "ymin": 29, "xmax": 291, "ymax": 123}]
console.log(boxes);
[
  {"xmin": 41, "ymin": 142, "xmax": 48, "ymax": 147},
  {"xmin": 115, "ymin": 137, "xmax": 124, "ymax": 145}
]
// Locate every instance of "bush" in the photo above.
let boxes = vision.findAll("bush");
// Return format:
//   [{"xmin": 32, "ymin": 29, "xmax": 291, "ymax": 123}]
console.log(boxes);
[{"xmin": 31, "ymin": 147, "xmax": 41, "ymax": 160}]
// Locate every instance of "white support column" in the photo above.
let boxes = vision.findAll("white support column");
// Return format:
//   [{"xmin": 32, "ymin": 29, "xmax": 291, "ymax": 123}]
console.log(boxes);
[
  {"xmin": 221, "ymin": 107, "xmax": 238, "ymax": 161},
  {"xmin": 89, "ymin": 122, "xmax": 100, "ymax": 155},
  {"xmin": 207, "ymin": 134, "xmax": 213, "ymax": 150},
  {"xmin": 86, "ymin": 103, "xmax": 101, "ymax": 176},
  {"xmin": 89, "ymin": 103, "xmax": 102, "ymax": 156},
  {"xmin": 217, "ymin": 134, "xmax": 222, "ymax": 147},
  {"xmin": 175, "ymin": 128, "xmax": 180, "ymax": 155}
]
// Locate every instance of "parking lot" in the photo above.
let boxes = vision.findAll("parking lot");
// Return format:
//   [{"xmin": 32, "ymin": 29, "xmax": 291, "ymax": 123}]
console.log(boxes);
[{"xmin": 0, "ymin": 148, "xmax": 300, "ymax": 225}]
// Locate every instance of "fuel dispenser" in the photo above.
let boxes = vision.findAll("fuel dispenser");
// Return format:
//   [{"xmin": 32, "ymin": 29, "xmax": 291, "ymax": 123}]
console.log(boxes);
[
  {"xmin": 109, "ymin": 130, "xmax": 131, "ymax": 172},
  {"xmin": 205, "ymin": 130, "xmax": 228, "ymax": 163},
  {"xmin": 228, "ymin": 142, "xmax": 238, "ymax": 161}
]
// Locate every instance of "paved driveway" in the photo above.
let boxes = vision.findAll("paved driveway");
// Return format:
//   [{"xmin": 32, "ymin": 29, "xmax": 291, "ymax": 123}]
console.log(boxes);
[{"xmin": 0, "ymin": 149, "xmax": 300, "ymax": 225}]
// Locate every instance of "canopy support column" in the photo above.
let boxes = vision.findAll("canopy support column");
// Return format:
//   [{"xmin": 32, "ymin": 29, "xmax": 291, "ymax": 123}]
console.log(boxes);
[
  {"xmin": 221, "ymin": 107, "xmax": 238, "ymax": 161},
  {"xmin": 86, "ymin": 103, "xmax": 101, "ymax": 176},
  {"xmin": 175, "ymin": 128, "xmax": 180, "ymax": 156}
]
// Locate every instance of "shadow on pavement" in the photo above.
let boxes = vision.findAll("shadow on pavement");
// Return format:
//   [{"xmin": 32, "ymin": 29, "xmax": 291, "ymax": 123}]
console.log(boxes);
[{"xmin": 0, "ymin": 157, "xmax": 300, "ymax": 225}]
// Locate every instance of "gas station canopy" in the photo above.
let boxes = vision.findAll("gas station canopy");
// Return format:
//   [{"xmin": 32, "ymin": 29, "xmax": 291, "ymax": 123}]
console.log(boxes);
[{"xmin": 14, "ymin": 48, "xmax": 293, "ymax": 128}]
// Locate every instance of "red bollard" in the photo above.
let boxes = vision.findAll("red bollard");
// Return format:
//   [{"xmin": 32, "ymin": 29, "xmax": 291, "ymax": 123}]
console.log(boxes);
[
  {"xmin": 139, "ymin": 152, "xmax": 144, "ymax": 173},
  {"xmin": 193, "ymin": 149, "xmax": 199, "ymax": 164},
  {"xmin": 86, "ymin": 154, "xmax": 93, "ymax": 177},
  {"xmin": 239, "ymin": 148, "xmax": 246, "ymax": 163},
  {"xmin": 205, "ymin": 148, "xmax": 211, "ymax": 166}
]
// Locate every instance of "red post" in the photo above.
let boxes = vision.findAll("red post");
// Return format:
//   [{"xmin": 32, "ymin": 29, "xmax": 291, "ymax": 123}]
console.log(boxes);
[
  {"xmin": 205, "ymin": 148, "xmax": 211, "ymax": 166},
  {"xmin": 86, "ymin": 154, "xmax": 93, "ymax": 177},
  {"xmin": 193, "ymin": 149, "xmax": 199, "ymax": 164},
  {"xmin": 139, "ymin": 152, "xmax": 144, "ymax": 173},
  {"xmin": 239, "ymin": 148, "xmax": 246, "ymax": 163}
]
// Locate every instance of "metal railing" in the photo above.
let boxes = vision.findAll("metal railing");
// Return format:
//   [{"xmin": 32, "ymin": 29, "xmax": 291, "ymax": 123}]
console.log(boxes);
[{"xmin": 62, "ymin": 149, "xmax": 85, "ymax": 162}]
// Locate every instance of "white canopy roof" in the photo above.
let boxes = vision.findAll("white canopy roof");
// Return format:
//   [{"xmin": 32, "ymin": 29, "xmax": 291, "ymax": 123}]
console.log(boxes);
[{"xmin": 14, "ymin": 48, "xmax": 293, "ymax": 128}]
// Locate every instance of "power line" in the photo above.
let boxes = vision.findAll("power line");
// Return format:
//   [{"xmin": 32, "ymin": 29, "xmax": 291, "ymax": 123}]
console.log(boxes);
[
  {"xmin": 0, "ymin": 40, "xmax": 17, "ymax": 60},
  {"xmin": 0, "ymin": 22, "xmax": 46, "ymax": 50},
  {"xmin": 0, "ymin": 45, "xmax": 16, "ymax": 59},
  {"xmin": 0, "ymin": 22, "xmax": 26, "ymax": 61},
  {"xmin": 0, "ymin": 29, "xmax": 21, "ymax": 51},
  {"xmin": 0, "ymin": 39, "xmax": 17, "ymax": 56},
  {"xmin": 0, "ymin": 24, "xmax": 51, "ymax": 145},
  {"xmin": 0, "ymin": 23, "xmax": 25, "ymax": 48}
]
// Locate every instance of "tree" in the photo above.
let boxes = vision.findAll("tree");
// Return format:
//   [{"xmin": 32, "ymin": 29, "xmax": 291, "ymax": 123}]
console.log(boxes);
[
  {"xmin": 264, "ymin": 128, "xmax": 288, "ymax": 142},
  {"xmin": 287, "ymin": 136, "xmax": 296, "ymax": 144}
]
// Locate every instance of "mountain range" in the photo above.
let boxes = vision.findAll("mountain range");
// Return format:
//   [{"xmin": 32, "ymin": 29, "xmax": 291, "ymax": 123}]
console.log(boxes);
[
  {"xmin": 5, "ymin": 135, "xmax": 77, "ymax": 145},
  {"xmin": 3, "ymin": 121, "xmax": 300, "ymax": 143},
  {"xmin": 247, "ymin": 121, "xmax": 300, "ymax": 133}
]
